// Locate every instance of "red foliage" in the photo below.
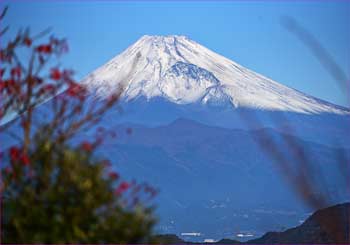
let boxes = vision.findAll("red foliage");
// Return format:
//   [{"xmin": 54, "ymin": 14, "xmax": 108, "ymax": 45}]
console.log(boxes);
[
  {"xmin": 9, "ymin": 146, "xmax": 21, "ymax": 161},
  {"xmin": 37, "ymin": 84, "xmax": 56, "ymax": 97},
  {"xmin": 67, "ymin": 82, "xmax": 86, "ymax": 99},
  {"xmin": 36, "ymin": 44, "xmax": 52, "ymax": 54},
  {"xmin": 10, "ymin": 66, "xmax": 21, "ymax": 79},
  {"xmin": 20, "ymin": 154, "xmax": 30, "ymax": 166},
  {"xmin": 8, "ymin": 147, "xmax": 30, "ymax": 166},
  {"xmin": 108, "ymin": 171, "xmax": 119, "ymax": 180},
  {"xmin": 1, "ymin": 79, "xmax": 16, "ymax": 94},
  {"xmin": 1, "ymin": 27, "xmax": 156, "ymax": 213},
  {"xmin": 50, "ymin": 68, "xmax": 61, "ymax": 81},
  {"xmin": 23, "ymin": 37, "xmax": 32, "ymax": 47},
  {"xmin": 81, "ymin": 141, "xmax": 93, "ymax": 152},
  {"xmin": 0, "ymin": 81, "xmax": 5, "ymax": 92},
  {"xmin": 115, "ymin": 181, "xmax": 130, "ymax": 195}
]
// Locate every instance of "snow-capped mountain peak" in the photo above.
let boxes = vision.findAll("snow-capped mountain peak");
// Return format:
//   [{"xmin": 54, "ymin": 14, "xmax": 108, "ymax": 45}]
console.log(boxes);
[{"xmin": 83, "ymin": 35, "xmax": 348, "ymax": 114}]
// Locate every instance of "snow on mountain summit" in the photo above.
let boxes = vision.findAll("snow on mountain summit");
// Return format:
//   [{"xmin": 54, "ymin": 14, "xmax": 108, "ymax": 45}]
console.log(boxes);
[{"xmin": 83, "ymin": 35, "xmax": 348, "ymax": 114}]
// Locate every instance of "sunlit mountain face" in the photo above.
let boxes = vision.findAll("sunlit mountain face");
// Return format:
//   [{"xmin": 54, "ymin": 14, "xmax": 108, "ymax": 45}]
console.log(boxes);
[{"xmin": 83, "ymin": 35, "xmax": 348, "ymax": 114}]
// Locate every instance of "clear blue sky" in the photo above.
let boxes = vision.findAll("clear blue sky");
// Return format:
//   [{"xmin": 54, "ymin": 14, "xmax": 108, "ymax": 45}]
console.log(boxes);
[{"xmin": 2, "ymin": 1, "xmax": 349, "ymax": 107}]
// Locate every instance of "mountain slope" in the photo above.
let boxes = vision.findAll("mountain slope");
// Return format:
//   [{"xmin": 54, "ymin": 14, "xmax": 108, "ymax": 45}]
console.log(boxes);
[
  {"xmin": 83, "ymin": 35, "xmax": 348, "ymax": 114},
  {"xmin": 93, "ymin": 119, "xmax": 350, "ymax": 240},
  {"xmin": 246, "ymin": 202, "xmax": 350, "ymax": 244}
]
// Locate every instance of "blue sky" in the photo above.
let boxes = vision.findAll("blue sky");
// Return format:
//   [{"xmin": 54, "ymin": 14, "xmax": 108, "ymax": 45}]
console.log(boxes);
[{"xmin": 2, "ymin": 1, "xmax": 349, "ymax": 107}]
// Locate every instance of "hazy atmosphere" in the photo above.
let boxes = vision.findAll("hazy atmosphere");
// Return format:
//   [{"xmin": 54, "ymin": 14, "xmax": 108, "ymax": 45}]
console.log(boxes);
[{"xmin": 1, "ymin": 1, "xmax": 349, "ymax": 244}]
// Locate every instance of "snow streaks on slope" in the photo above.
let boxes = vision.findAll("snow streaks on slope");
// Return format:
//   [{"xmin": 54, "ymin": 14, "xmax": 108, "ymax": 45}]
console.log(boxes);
[{"xmin": 83, "ymin": 35, "xmax": 348, "ymax": 115}]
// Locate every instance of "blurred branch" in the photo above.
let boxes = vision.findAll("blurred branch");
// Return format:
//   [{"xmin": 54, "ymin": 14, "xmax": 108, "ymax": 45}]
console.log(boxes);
[
  {"xmin": 281, "ymin": 16, "xmax": 349, "ymax": 104},
  {"xmin": 0, "ymin": 5, "xmax": 8, "ymax": 20}
]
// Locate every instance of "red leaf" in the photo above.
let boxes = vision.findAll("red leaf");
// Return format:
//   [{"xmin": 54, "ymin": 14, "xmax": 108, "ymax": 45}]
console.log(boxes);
[
  {"xmin": 9, "ymin": 146, "xmax": 21, "ymax": 161},
  {"xmin": 81, "ymin": 141, "xmax": 93, "ymax": 152},
  {"xmin": 20, "ymin": 154, "xmax": 30, "ymax": 166},
  {"xmin": 7, "ymin": 79, "xmax": 15, "ymax": 86},
  {"xmin": 24, "ymin": 37, "xmax": 32, "ymax": 47},
  {"xmin": 114, "ymin": 181, "xmax": 130, "ymax": 195},
  {"xmin": 10, "ymin": 66, "xmax": 21, "ymax": 79},
  {"xmin": 50, "ymin": 68, "xmax": 61, "ymax": 81},
  {"xmin": 38, "ymin": 84, "xmax": 56, "ymax": 96},
  {"xmin": 2, "ymin": 79, "xmax": 17, "ymax": 94},
  {"xmin": 0, "ymin": 81, "xmax": 5, "ymax": 92},
  {"xmin": 36, "ymin": 44, "xmax": 52, "ymax": 54},
  {"xmin": 67, "ymin": 83, "xmax": 86, "ymax": 99},
  {"xmin": 108, "ymin": 171, "xmax": 119, "ymax": 180}
]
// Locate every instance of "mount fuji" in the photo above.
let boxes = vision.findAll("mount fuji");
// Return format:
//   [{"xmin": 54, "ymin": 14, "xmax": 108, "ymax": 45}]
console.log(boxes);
[
  {"xmin": 81, "ymin": 35, "xmax": 349, "ymax": 146},
  {"xmin": 83, "ymin": 35, "xmax": 348, "ymax": 115},
  {"xmin": 76, "ymin": 35, "xmax": 349, "ymax": 240}
]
